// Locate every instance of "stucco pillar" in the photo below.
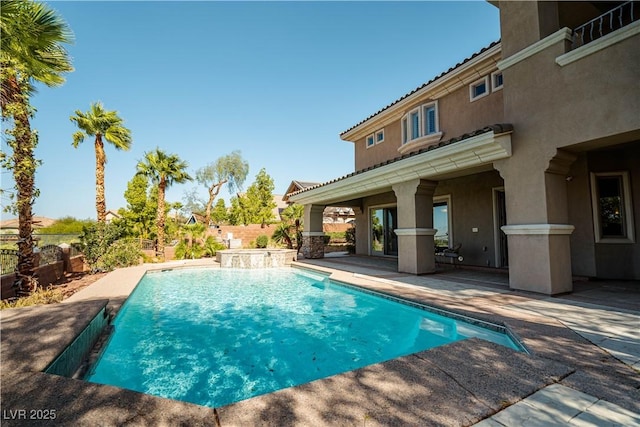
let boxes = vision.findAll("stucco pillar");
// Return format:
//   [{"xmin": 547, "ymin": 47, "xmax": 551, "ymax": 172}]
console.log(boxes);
[
  {"xmin": 392, "ymin": 179, "xmax": 438, "ymax": 274},
  {"xmin": 353, "ymin": 206, "xmax": 368, "ymax": 255},
  {"xmin": 495, "ymin": 150, "xmax": 577, "ymax": 294},
  {"xmin": 301, "ymin": 204, "xmax": 325, "ymax": 259}
]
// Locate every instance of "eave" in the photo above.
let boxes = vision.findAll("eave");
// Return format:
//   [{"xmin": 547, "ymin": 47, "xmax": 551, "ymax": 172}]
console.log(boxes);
[{"xmin": 290, "ymin": 125, "xmax": 513, "ymax": 206}]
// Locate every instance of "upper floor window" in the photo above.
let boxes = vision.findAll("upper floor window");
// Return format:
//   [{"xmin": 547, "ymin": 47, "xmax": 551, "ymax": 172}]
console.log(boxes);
[
  {"xmin": 366, "ymin": 134, "xmax": 375, "ymax": 148},
  {"xmin": 401, "ymin": 102, "xmax": 439, "ymax": 144},
  {"xmin": 366, "ymin": 129, "xmax": 385, "ymax": 149},
  {"xmin": 399, "ymin": 101, "xmax": 441, "ymax": 154},
  {"xmin": 491, "ymin": 71, "xmax": 503, "ymax": 91},
  {"xmin": 469, "ymin": 76, "xmax": 490, "ymax": 101},
  {"xmin": 590, "ymin": 171, "xmax": 635, "ymax": 243}
]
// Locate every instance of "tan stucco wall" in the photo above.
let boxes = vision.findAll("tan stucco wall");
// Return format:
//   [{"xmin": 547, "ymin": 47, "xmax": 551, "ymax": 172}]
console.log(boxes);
[
  {"xmin": 355, "ymin": 171, "xmax": 505, "ymax": 268},
  {"xmin": 587, "ymin": 144, "xmax": 640, "ymax": 279},
  {"xmin": 354, "ymin": 80, "xmax": 504, "ymax": 171},
  {"xmin": 435, "ymin": 171, "xmax": 505, "ymax": 268}
]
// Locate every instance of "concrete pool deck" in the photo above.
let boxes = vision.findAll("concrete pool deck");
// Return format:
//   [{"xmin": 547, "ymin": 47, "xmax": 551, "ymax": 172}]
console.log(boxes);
[{"xmin": 1, "ymin": 257, "xmax": 638, "ymax": 426}]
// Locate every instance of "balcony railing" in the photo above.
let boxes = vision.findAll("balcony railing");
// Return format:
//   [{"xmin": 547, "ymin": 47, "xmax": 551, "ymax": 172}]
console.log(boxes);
[{"xmin": 572, "ymin": 1, "xmax": 637, "ymax": 50}]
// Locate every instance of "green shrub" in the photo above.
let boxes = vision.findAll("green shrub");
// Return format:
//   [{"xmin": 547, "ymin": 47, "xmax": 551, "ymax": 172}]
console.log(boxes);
[
  {"xmin": 256, "ymin": 234, "xmax": 269, "ymax": 248},
  {"xmin": 204, "ymin": 237, "xmax": 226, "ymax": 257},
  {"xmin": 98, "ymin": 239, "xmax": 141, "ymax": 271},
  {"xmin": 79, "ymin": 222, "xmax": 127, "ymax": 272},
  {"xmin": 175, "ymin": 240, "xmax": 205, "ymax": 259},
  {"xmin": 345, "ymin": 225, "xmax": 356, "ymax": 254}
]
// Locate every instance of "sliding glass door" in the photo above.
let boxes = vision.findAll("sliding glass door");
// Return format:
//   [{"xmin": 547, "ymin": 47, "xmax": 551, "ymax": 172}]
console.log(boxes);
[{"xmin": 371, "ymin": 207, "xmax": 398, "ymax": 256}]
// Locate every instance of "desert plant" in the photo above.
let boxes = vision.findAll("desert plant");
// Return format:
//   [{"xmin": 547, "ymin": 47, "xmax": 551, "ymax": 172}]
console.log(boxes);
[
  {"xmin": 256, "ymin": 234, "xmax": 269, "ymax": 248},
  {"xmin": 0, "ymin": 287, "xmax": 64, "ymax": 310},
  {"xmin": 79, "ymin": 222, "xmax": 126, "ymax": 272},
  {"xmin": 98, "ymin": 239, "xmax": 141, "ymax": 271},
  {"xmin": 204, "ymin": 237, "xmax": 226, "ymax": 257},
  {"xmin": 345, "ymin": 224, "xmax": 356, "ymax": 254}
]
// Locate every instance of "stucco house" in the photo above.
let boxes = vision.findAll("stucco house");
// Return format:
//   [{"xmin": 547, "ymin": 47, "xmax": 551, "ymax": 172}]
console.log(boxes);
[{"xmin": 289, "ymin": 1, "xmax": 639, "ymax": 295}]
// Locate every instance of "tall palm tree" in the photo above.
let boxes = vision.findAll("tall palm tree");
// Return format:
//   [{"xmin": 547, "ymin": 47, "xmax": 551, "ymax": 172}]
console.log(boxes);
[
  {"xmin": 136, "ymin": 149, "xmax": 192, "ymax": 256},
  {"xmin": 1, "ymin": 0, "xmax": 73, "ymax": 294},
  {"xmin": 70, "ymin": 102, "xmax": 132, "ymax": 223}
]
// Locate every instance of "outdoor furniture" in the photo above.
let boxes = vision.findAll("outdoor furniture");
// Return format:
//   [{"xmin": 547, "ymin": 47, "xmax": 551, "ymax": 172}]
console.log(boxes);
[{"xmin": 435, "ymin": 243, "xmax": 463, "ymax": 266}]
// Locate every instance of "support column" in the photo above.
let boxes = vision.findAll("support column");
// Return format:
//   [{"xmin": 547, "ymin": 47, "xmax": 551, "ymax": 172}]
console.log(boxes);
[
  {"xmin": 392, "ymin": 179, "xmax": 438, "ymax": 274},
  {"xmin": 301, "ymin": 204, "xmax": 325, "ymax": 259},
  {"xmin": 495, "ymin": 150, "xmax": 577, "ymax": 294}
]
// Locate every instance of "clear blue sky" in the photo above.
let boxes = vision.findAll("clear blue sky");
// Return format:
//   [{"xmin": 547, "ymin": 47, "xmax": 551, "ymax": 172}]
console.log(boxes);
[{"xmin": 1, "ymin": 1, "xmax": 500, "ymax": 221}]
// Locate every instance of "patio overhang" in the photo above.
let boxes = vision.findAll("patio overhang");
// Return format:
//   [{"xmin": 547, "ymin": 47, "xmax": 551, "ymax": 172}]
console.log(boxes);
[{"xmin": 290, "ymin": 126, "xmax": 512, "ymax": 206}]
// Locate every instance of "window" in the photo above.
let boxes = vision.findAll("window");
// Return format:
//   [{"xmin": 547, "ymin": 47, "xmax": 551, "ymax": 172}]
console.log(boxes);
[
  {"xmin": 433, "ymin": 195, "xmax": 452, "ymax": 248},
  {"xmin": 590, "ymin": 172, "xmax": 635, "ymax": 243},
  {"xmin": 423, "ymin": 105, "xmax": 436, "ymax": 135},
  {"xmin": 469, "ymin": 76, "xmax": 490, "ymax": 101},
  {"xmin": 491, "ymin": 71, "xmax": 503, "ymax": 91},
  {"xmin": 367, "ymin": 130, "xmax": 384, "ymax": 148},
  {"xmin": 366, "ymin": 134, "xmax": 375, "ymax": 148},
  {"xmin": 400, "ymin": 101, "xmax": 440, "ymax": 147}
]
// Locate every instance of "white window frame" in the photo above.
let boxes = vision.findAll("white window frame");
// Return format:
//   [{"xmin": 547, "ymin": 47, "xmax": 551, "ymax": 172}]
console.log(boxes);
[
  {"xmin": 375, "ymin": 129, "xmax": 384, "ymax": 144},
  {"xmin": 469, "ymin": 76, "xmax": 490, "ymax": 101},
  {"xmin": 366, "ymin": 134, "xmax": 375, "ymax": 149},
  {"xmin": 491, "ymin": 70, "xmax": 503, "ymax": 92},
  {"xmin": 590, "ymin": 171, "xmax": 635, "ymax": 243},
  {"xmin": 399, "ymin": 101, "xmax": 442, "ymax": 154}
]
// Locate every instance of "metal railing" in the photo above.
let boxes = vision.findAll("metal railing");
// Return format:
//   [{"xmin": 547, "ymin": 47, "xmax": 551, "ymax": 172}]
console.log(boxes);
[
  {"xmin": 572, "ymin": 1, "xmax": 636, "ymax": 50},
  {"xmin": 0, "ymin": 249, "xmax": 18, "ymax": 275},
  {"xmin": 139, "ymin": 239, "xmax": 155, "ymax": 250},
  {"xmin": 38, "ymin": 244, "xmax": 64, "ymax": 266}
]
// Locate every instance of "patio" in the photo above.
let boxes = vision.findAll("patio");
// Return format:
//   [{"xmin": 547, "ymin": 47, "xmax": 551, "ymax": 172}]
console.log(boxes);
[{"xmin": 1, "ymin": 256, "xmax": 638, "ymax": 426}]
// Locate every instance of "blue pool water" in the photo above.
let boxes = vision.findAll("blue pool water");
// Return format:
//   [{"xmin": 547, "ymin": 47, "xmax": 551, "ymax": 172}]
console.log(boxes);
[{"xmin": 87, "ymin": 268, "xmax": 521, "ymax": 408}]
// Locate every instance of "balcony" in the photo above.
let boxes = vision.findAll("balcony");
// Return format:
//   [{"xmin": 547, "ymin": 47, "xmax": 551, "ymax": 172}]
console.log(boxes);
[{"xmin": 571, "ymin": 1, "xmax": 637, "ymax": 50}]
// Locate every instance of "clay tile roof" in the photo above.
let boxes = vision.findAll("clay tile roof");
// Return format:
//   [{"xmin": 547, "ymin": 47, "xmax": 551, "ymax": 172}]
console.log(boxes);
[
  {"xmin": 290, "ymin": 124, "xmax": 513, "ymax": 197},
  {"xmin": 340, "ymin": 40, "xmax": 501, "ymax": 137}
]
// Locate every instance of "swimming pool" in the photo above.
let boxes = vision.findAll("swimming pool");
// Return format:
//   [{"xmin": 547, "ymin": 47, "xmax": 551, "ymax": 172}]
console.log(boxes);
[{"xmin": 87, "ymin": 267, "xmax": 522, "ymax": 408}]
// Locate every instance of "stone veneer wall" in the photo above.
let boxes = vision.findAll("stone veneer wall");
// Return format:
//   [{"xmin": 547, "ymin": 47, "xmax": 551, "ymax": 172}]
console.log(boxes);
[{"xmin": 302, "ymin": 235, "xmax": 325, "ymax": 259}]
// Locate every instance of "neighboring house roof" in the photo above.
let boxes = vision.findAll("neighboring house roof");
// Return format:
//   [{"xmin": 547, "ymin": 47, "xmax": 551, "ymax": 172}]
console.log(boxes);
[
  {"xmin": 0, "ymin": 216, "xmax": 57, "ymax": 229},
  {"xmin": 282, "ymin": 181, "xmax": 321, "ymax": 202},
  {"xmin": 186, "ymin": 213, "xmax": 207, "ymax": 224},
  {"xmin": 290, "ymin": 124, "xmax": 513, "ymax": 198},
  {"xmin": 340, "ymin": 40, "xmax": 501, "ymax": 138},
  {"xmin": 105, "ymin": 210, "xmax": 121, "ymax": 219}
]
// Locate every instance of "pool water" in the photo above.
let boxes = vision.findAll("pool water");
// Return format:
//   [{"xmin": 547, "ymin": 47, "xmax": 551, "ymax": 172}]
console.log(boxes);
[{"xmin": 87, "ymin": 268, "xmax": 520, "ymax": 408}]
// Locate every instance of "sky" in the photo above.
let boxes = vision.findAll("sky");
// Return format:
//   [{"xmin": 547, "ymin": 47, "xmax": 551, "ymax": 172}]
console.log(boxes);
[{"xmin": 1, "ymin": 1, "xmax": 501, "ymax": 221}]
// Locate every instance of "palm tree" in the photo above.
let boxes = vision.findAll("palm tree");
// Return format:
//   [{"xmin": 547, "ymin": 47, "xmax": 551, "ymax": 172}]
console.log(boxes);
[
  {"xmin": 70, "ymin": 102, "xmax": 132, "ymax": 223},
  {"xmin": 1, "ymin": 0, "xmax": 73, "ymax": 294},
  {"xmin": 136, "ymin": 149, "xmax": 192, "ymax": 256}
]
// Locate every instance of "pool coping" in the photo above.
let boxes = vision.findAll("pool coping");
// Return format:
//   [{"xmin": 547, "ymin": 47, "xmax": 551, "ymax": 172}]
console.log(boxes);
[{"xmin": 1, "ymin": 259, "xmax": 639, "ymax": 426}]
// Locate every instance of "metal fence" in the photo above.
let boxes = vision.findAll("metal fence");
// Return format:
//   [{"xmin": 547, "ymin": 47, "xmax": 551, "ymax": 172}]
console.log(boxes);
[
  {"xmin": 0, "ymin": 248, "xmax": 18, "ymax": 275},
  {"xmin": 38, "ymin": 244, "xmax": 64, "ymax": 266}
]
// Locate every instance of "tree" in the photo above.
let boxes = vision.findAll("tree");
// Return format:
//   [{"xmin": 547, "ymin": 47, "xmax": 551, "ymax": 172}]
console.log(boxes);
[
  {"xmin": 244, "ymin": 168, "xmax": 277, "ymax": 228},
  {"xmin": 195, "ymin": 151, "xmax": 248, "ymax": 225},
  {"xmin": 117, "ymin": 173, "xmax": 157, "ymax": 240},
  {"xmin": 181, "ymin": 186, "xmax": 205, "ymax": 216},
  {"xmin": 211, "ymin": 198, "xmax": 228, "ymax": 225},
  {"xmin": 70, "ymin": 102, "xmax": 132, "ymax": 223},
  {"xmin": 0, "ymin": 0, "xmax": 73, "ymax": 294},
  {"xmin": 136, "ymin": 148, "xmax": 192, "ymax": 256}
]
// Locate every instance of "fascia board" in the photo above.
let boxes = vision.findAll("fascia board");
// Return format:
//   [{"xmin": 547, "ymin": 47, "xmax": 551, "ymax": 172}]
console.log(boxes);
[{"xmin": 291, "ymin": 131, "xmax": 512, "ymax": 205}]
